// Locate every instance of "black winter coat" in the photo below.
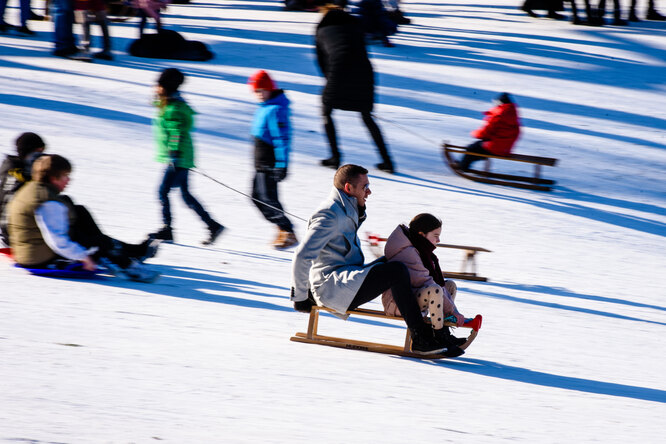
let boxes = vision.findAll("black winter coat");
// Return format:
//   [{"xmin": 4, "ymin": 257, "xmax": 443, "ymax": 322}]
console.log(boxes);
[{"xmin": 315, "ymin": 9, "xmax": 375, "ymax": 113}]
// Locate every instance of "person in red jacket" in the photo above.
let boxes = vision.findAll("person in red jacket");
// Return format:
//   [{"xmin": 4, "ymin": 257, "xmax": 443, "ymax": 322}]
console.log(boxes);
[{"xmin": 457, "ymin": 92, "xmax": 520, "ymax": 171}]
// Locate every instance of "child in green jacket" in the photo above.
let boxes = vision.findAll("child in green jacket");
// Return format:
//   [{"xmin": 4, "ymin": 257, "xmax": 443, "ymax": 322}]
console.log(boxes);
[{"xmin": 150, "ymin": 68, "xmax": 224, "ymax": 245}]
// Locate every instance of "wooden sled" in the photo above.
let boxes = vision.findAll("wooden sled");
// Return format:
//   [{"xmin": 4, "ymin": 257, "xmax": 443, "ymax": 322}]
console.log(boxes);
[
  {"xmin": 290, "ymin": 305, "xmax": 482, "ymax": 359},
  {"xmin": 443, "ymin": 143, "xmax": 558, "ymax": 191},
  {"xmin": 366, "ymin": 233, "xmax": 491, "ymax": 282}
]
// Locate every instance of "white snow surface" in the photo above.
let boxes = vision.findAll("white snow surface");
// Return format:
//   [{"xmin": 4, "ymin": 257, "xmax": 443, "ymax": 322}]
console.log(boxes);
[{"xmin": 1, "ymin": 1, "xmax": 665, "ymax": 442}]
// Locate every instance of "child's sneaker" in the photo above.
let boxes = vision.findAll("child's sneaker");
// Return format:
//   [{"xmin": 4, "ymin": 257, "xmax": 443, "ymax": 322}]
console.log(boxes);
[
  {"xmin": 139, "ymin": 238, "xmax": 162, "ymax": 262},
  {"xmin": 150, "ymin": 226, "xmax": 174, "ymax": 243},
  {"xmin": 202, "ymin": 223, "xmax": 224, "ymax": 246}
]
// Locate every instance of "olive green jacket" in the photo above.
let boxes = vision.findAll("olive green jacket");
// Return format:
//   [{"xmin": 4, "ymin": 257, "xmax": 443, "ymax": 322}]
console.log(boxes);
[{"xmin": 7, "ymin": 181, "xmax": 73, "ymax": 266}]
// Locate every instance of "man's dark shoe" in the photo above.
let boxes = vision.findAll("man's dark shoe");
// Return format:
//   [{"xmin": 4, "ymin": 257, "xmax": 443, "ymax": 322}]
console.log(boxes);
[
  {"xmin": 612, "ymin": 18, "xmax": 628, "ymax": 25},
  {"xmin": 202, "ymin": 223, "xmax": 224, "ymax": 246},
  {"xmin": 434, "ymin": 326, "xmax": 467, "ymax": 347},
  {"xmin": 410, "ymin": 327, "xmax": 447, "ymax": 355},
  {"xmin": 547, "ymin": 11, "xmax": 566, "ymax": 20},
  {"xmin": 320, "ymin": 156, "xmax": 340, "ymax": 169},
  {"xmin": 442, "ymin": 345, "xmax": 465, "ymax": 358},
  {"xmin": 149, "ymin": 226, "xmax": 174, "ymax": 243},
  {"xmin": 628, "ymin": 11, "xmax": 640, "ymax": 21}
]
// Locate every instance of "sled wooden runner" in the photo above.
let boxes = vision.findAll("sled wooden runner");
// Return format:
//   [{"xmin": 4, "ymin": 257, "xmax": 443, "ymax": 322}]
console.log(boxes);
[
  {"xmin": 443, "ymin": 143, "xmax": 558, "ymax": 191},
  {"xmin": 290, "ymin": 305, "xmax": 481, "ymax": 359},
  {"xmin": 366, "ymin": 234, "xmax": 491, "ymax": 282}
]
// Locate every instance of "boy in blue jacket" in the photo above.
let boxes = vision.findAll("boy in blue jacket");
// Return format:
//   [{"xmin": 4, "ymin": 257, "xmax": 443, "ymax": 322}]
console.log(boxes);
[{"xmin": 248, "ymin": 70, "xmax": 297, "ymax": 249}]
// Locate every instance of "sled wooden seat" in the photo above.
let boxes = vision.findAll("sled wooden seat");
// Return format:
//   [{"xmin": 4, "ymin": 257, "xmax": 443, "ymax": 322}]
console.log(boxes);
[
  {"xmin": 290, "ymin": 305, "xmax": 481, "ymax": 359},
  {"xmin": 443, "ymin": 143, "xmax": 558, "ymax": 191},
  {"xmin": 366, "ymin": 234, "xmax": 491, "ymax": 282}
]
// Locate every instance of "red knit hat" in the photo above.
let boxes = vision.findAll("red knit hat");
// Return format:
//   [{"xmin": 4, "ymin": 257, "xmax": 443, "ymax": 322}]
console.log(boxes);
[{"xmin": 248, "ymin": 70, "xmax": 276, "ymax": 91}]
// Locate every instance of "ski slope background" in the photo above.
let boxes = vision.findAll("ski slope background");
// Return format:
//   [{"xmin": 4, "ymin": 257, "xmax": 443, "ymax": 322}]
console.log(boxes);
[{"xmin": 1, "ymin": 1, "xmax": 665, "ymax": 442}]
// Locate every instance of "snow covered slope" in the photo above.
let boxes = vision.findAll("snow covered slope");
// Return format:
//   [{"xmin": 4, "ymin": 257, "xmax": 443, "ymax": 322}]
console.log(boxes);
[{"xmin": 1, "ymin": 1, "xmax": 664, "ymax": 442}]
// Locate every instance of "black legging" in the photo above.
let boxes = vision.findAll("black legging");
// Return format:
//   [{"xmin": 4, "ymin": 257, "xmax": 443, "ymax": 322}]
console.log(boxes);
[
  {"xmin": 459, "ymin": 140, "xmax": 491, "ymax": 171},
  {"xmin": 349, "ymin": 261, "xmax": 426, "ymax": 330},
  {"xmin": 322, "ymin": 105, "xmax": 391, "ymax": 163},
  {"xmin": 69, "ymin": 204, "xmax": 143, "ymax": 268}
]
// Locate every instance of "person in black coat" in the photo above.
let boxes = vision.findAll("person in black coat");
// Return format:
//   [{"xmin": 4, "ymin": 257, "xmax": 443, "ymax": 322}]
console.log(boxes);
[{"xmin": 315, "ymin": 2, "xmax": 395, "ymax": 173}]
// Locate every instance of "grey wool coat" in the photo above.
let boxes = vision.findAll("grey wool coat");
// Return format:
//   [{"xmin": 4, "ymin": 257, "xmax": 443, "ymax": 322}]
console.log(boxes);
[{"xmin": 291, "ymin": 187, "xmax": 377, "ymax": 314}]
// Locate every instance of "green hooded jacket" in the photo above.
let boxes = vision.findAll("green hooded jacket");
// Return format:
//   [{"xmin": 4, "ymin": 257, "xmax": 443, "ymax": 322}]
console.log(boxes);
[{"xmin": 153, "ymin": 98, "xmax": 197, "ymax": 169}]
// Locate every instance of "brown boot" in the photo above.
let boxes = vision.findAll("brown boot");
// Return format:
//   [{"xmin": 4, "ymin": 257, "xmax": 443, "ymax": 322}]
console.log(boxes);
[{"xmin": 273, "ymin": 229, "xmax": 298, "ymax": 250}]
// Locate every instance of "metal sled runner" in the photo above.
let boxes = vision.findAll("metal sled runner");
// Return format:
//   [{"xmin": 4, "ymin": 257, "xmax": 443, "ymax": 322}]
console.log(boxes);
[{"xmin": 290, "ymin": 305, "xmax": 482, "ymax": 359}]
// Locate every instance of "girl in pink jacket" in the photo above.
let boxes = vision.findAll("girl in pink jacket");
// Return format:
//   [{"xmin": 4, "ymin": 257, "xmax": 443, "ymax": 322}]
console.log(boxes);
[{"xmin": 382, "ymin": 213, "xmax": 467, "ymax": 345}]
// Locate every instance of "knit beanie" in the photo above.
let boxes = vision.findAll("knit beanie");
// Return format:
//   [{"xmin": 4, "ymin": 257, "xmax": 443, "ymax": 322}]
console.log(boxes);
[
  {"xmin": 494, "ymin": 92, "xmax": 513, "ymax": 105},
  {"xmin": 248, "ymin": 70, "xmax": 276, "ymax": 92},
  {"xmin": 15, "ymin": 132, "xmax": 45, "ymax": 160},
  {"xmin": 158, "ymin": 68, "xmax": 185, "ymax": 96}
]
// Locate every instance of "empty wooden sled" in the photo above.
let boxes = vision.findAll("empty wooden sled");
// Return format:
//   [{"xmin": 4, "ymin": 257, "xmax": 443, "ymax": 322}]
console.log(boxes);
[
  {"xmin": 443, "ymin": 143, "xmax": 558, "ymax": 191},
  {"xmin": 290, "ymin": 305, "xmax": 482, "ymax": 359},
  {"xmin": 366, "ymin": 233, "xmax": 491, "ymax": 282}
]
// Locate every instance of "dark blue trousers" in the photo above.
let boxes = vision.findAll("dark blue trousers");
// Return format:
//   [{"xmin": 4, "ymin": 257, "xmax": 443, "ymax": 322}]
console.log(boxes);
[
  {"xmin": 159, "ymin": 166, "xmax": 215, "ymax": 228},
  {"xmin": 252, "ymin": 171, "xmax": 292, "ymax": 232}
]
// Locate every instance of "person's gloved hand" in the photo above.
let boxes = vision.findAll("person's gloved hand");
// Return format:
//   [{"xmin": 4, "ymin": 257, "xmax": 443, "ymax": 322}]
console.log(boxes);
[
  {"xmin": 270, "ymin": 167, "xmax": 287, "ymax": 182},
  {"xmin": 292, "ymin": 287, "xmax": 314, "ymax": 313}
]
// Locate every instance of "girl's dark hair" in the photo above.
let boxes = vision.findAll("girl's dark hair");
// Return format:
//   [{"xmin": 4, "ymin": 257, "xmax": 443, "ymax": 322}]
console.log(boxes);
[{"xmin": 408, "ymin": 213, "xmax": 442, "ymax": 237}]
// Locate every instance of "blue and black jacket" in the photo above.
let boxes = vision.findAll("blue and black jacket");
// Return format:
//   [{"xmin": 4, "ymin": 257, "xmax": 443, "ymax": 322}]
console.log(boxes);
[{"xmin": 251, "ymin": 89, "xmax": 292, "ymax": 171}]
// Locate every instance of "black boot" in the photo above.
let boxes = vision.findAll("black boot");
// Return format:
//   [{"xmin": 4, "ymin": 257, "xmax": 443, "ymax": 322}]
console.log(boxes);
[
  {"xmin": 433, "ymin": 327, "xmax": 465, "ymax": 357},
  {"xmin": 202, "ymin": 222, "xmax": 224, "ymax": 246},
  {"xmin": 150, "ymin": 225, "xmax": 174, "ymax": 242},
  {"xmin": 376, "ymin": 160, "xmax": 395, "ymax": 174},
  {"xmin": 434, "ymin": 326, "xmax": 467, "ymax": 347},
  {"xmin": 410, "ymin": 326, "xmax": 447, "ymax": 355},
  {"xmin": 320, "ymin": 156, "xmax": 340, "ymax": 169}
]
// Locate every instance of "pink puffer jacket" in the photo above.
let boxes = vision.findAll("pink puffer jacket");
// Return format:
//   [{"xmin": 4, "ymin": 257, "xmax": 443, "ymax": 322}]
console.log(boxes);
[{"xmin": 381, "ymin": 225, "xmax": 454, "ymax": 316}]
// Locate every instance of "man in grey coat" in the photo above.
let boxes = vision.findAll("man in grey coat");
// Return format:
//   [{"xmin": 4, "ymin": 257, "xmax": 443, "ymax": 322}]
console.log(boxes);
[{"xmin": 290, "ymin": 164, "xmax": 463, "ymax": 356}]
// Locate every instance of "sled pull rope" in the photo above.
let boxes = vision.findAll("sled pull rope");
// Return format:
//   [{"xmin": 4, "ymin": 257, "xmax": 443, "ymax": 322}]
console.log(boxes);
[
  {"xmin": 372, "ymin": 113, "xmax": 439, "ymax": 146},
  {"xmin": 193, "ymin": 168, "xmax": 308, "ymax": 222}
]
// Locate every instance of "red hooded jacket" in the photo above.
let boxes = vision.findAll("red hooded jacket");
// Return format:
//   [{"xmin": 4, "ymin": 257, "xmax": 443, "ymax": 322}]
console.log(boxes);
[{"xmin": 471, "ymin": 103, "xmax": 520, "ymax": 156}]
